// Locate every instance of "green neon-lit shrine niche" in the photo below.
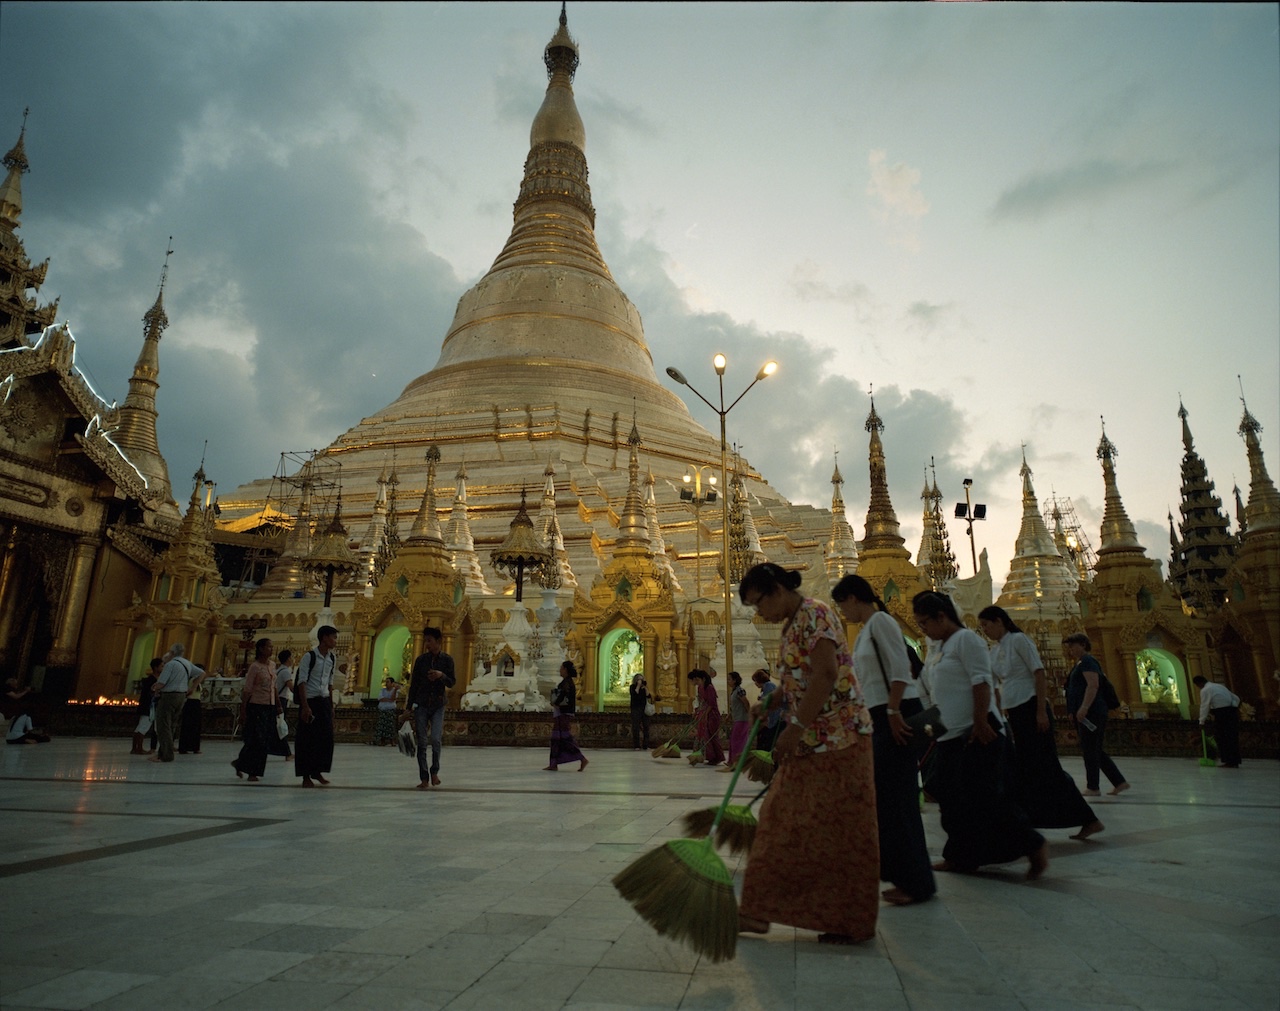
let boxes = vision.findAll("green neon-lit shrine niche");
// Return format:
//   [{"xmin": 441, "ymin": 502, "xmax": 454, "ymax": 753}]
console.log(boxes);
[
  {"xmin": 598, "ymin": 626, "xmax": 642, "ymax": 709},
  {"xmin": 373, "ymin": 625, "xmax": 412, "ymax": 687},
  {"xmin": 1136, "ymin": 648, "xmax": 1189, "ymax": 719}
]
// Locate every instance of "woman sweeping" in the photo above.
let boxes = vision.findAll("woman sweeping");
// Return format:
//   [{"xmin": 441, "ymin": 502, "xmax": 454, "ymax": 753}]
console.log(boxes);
[
  {"xmin": 979, "ymin": 606, "xmax": 1103, "ymax": 839},
  {"xmin": 833, "ymin": 575, "xmax": 935, "ymax": 906},
  {"xmin": 736, "ymin": 563, "xmax": 879, "ymax": 945},
  {"xmin": 912, "ymin": 592, "xmax": 1047, "ymax": 879},
  {"xmin": 544, "ymin": 660, "xmax": 588, "ymax": 772},
  {"xmin": 232, "ymin": 638, "xmax": 277, "ymax": 782},
  {"xmin": 687, "ymin": 670, "xmax": 725, "ymax": 766}
]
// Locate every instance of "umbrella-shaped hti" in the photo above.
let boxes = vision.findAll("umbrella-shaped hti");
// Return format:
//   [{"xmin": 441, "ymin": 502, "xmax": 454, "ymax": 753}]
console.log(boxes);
[
  {"xmin": 303, "ymin": 499, "xmax": 361, "ymax": 608},
  {"xmin": 490, "ymin": 489, "xmax": 553, "ymax": 602}
]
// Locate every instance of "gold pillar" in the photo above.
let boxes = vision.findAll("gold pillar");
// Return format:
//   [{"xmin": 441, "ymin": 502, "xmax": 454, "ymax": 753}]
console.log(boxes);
[
  {"xmin": 46, "ymin": 537, "xmax": 99, "ymax": 668},
  {"xmin": 0, "ymin": 524, "xmax": 21, "ymax": 666}
]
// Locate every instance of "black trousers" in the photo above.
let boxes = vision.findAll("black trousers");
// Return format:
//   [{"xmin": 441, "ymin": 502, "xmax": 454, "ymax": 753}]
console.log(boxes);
[
  {"xmin": 630, "ymin": 707, "xmax": 651, "ymax": 748},
  {"xmin": 932, "ymin": 721, "xmax": 1044, "ymax": 870},
  {"xmin": 295, "ymin": 697, "xmax": 334, "ymax": 778},
  {"xmin": 1210, "ymin": 706, "xmax": 1241, "ymax": 767},
  {"xmin": 1005, "ymin": 697, "xmax": 1097, "ymax": 829},
  {"xmin": 1077, "ymin": 712, "xmax": 1125, "ymax": 791},
  {"xmin": 869, "ymin": 701, "xmax": 935, "ymax": 900}
]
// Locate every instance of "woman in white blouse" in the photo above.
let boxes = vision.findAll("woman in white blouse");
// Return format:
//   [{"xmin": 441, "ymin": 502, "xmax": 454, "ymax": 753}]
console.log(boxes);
[
  {"xmin": 912, "ymin": 591, "xmax": 1047, "ymax": 879},
  {"xmin": 834, "ymin": 576, "xmax": 935, "ymax": 906},
  {"xmin": 979, "ymin": 607, "xmax": 1103, "ymax": 840}
]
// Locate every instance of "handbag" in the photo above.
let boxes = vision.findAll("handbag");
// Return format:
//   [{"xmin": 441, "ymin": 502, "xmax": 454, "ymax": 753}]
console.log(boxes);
[
  {"xmin": 871, "ymin": 632, "xmax": 947, "ymax": 738},
  {"xmin": 276, "ymin": 713, "xmax": 289, "ymax": 739},
  {"xmin": 904, "ymin": 704, "xmax": 946, "ymax": 738},
  {"xmin": 644, "ymin": 700, "xmax": 656, "ymax": 717}
]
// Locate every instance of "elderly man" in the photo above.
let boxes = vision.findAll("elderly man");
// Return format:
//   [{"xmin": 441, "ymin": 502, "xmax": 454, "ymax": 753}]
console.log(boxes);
[{"xmin": 149, "ymin": 644, "xmax": 194, "ymax": 763}]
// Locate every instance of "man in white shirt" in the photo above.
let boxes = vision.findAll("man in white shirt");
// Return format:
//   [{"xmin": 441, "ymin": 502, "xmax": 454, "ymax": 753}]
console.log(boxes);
[
  {"xmin": 1193, "ymin": 676, "xmax": 1242, "ymax": 768},
  {"xmin": 295, "ymin": 626, "xmax": 339, "ymax": 787},
  {"xmin": 149, "ymin": 644, "xmax": 193, "ymax": 763}
]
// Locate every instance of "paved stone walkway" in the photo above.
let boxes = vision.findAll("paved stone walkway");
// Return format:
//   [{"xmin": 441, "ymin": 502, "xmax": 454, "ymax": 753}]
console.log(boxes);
[{"xmin": 1, "ymin": 740, "xmax": 1276, "ymax": 1009}]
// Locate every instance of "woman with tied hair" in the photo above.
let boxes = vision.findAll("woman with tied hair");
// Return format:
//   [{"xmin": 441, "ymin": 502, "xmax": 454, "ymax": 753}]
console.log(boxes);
[
  {"xmin": 544, "ymin": 660, "xmax": 588, "ymax": 772},
  {"xmin": 686, "ymin": 669, "xmax": 725, "ymax": 767},
  {"xmin": 726, "ymin": 671, "xmax": 751, "ymax": 765},
  {"xmin": 232, "ymin": 638, "xmax": 277, "ymax": 783},
  {"xmin": 833, "ymin": 574, "xmax": 935, "ymax": 906},
  {"xmin": 978, "ymin": 606, "xmax": 1103, "ymax": 840},
  {"xmin": 736, "ymin": 562, "xmax": 879, "ymax": 945},
  {"xmin": 912, "ymin": 591, "xmax": 1048, "ymax": 879}
]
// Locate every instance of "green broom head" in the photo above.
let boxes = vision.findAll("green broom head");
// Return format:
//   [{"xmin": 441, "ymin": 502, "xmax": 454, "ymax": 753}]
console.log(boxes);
[
  {"xmin": 742, "ymin": 749, "xmax": 775, "ymax": 784},
  {"xmin": 714, "ymin": 804, "xmax": 758, "ymax": 855},
  {"xmin": 612, "ymin": 837, "xmax": 738, "ymax": 963},
  {"xmin": 1198, "ymin": 729, "xmax": 1216, "ymax": 767},
  {"xmin": 652, "ymin": 741, "xmax": 681, "ymax": 759},
  {"xmin": 681, "ymin": 806, "xmax": 717, "ymax": 838},
  {"xmin": 687, "ymin": 750, "xmax": 705, "ymax": 766}
]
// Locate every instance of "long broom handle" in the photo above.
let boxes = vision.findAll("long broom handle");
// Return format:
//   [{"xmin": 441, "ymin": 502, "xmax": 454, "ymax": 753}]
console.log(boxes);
[{"xmin": 707, "ymin": 718, "xmax": 763, "ymax": 836}]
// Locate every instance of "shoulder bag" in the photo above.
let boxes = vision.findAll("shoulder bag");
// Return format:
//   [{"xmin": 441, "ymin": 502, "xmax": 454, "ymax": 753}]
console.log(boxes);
[{"xmin": 870, "ymin": 630, "xmax": 946, "ymax": 739}]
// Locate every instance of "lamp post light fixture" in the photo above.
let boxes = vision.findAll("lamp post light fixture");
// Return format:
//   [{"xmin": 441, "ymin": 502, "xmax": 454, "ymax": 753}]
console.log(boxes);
[
  {"xmin": 679, "ymin": 465, "xmax": 718, "ymax": 598},
  {"xmin": 954, "ymin": 477, "xmax": 987, "ymax": 576},
  {"xmin": 666, "ymin": 355, "xmax": 777, "ymax": 675}
]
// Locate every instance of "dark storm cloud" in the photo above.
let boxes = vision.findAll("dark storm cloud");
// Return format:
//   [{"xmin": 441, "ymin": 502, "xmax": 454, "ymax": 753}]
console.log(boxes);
[
  {"xmin": 990, "ymin": 158, "xmax": 1175, "ymax": 222},
  {"xmin": 1, "ymin": 2, "xmax": 463, "ymax": 490}
]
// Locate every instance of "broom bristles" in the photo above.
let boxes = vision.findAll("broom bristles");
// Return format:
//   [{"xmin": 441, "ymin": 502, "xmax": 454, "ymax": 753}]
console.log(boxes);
[
  {"xmin": 742, "ymin": 750, "xmax": 775, "ymax": 784},
  {"xmin": 652, "ymin": 741, "xmax": 681, "ymax": 759},
  {"xmin": 687, "ymin": 751, "xmax": 704, "ymax": 766},
  {"xmin": 713, "ymin": 804, "xmax": 759, "ymax": 855},
  {"xmin": 612, "ymin": 839, "xmax": 738, "ymax": 962},
  {"xmin": 681, "ymin": 807, "xmax": 717, "ymax": 838}
]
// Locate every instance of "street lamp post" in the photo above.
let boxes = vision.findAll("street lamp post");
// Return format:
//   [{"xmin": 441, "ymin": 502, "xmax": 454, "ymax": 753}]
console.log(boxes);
[
  {"xmin": 666, "ymin": 355, "xmax": 777, "ymax": 677},
  {"xmin": 953, "ymin": 477, "xmax": 987, "ymax": 576},
  {"xmin": 679, "ymin": 466, "xmax": 718, "ymax": 598}
]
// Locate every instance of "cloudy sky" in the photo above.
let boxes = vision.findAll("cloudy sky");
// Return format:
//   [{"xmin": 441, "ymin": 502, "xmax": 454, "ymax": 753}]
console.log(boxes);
[{"xmin": 2, "ymin": 2, "xmax": 1277, "ymax": 594}]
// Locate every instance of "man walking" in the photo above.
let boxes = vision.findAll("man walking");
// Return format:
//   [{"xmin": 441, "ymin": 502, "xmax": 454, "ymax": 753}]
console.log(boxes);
[
  {"xmin": 407, "ymin": 627, "xmax": 455, "ymax": 788},
  {"xmin": 295, "ymin": 626, "xmax": 339, "ymax": 787},
  {"xmin": 1194, "ymin": 676, "xmax": 1242, "ymax": 768},
  {"xmin": 149, "ymin": 644, "xmax": 193, "ymax": 763}
]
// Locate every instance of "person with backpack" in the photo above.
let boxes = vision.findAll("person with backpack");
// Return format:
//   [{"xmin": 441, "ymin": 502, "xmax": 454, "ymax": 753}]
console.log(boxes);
[
  {"xmin": 295, "ymin": 626, "xmax": 339, "ymax": 787},
  {"xmin": 149, "ymin": 643, "xmax": 195, "ymax": 763},
  {"xmin": 1063, "ymin": 633, "xmax": 1129, "ymax": 797}
]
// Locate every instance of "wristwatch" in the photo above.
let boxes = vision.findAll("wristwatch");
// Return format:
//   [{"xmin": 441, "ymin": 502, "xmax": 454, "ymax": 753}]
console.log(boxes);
[{"xmin": 886, "ymin": 708, "xmax": 900, "ymax": 716}]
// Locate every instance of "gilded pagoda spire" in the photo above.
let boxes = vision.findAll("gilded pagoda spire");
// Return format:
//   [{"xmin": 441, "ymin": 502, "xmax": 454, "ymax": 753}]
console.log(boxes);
[
  {"xmin": 998, "ymin": 449, "xmax": 1079, "ymax": 614},
  {"xmin": 1169, "ymin": 400, "xmax": 1234, "ymax": 609},
  {"xmin": 0, "ymin": 110, "xmax": 29, "ymax": 228},
  {"xmin": 406, "ymin": 445, "xmax": 445, "ymax": 544},
  {"xmin": 1238, "ymin": 399, "xmax": 1280, "ymax": 535},
  {"xmin": 825, "ymin": 453, "xmax": 859, "ymax": 583},
  {"xmin": 1095, "ymin": 419, "xmax": 1145, "ymax": 556},
  {"xmin": 0, "ymin": 113, "xmax": 58, "ymax": 348},
  {"xmin": 447, "ymin": 458, "xmax": 492, "ymax": 595},
  {"xmin": 861, "ymin": 394, "xmax": 910, "ymax": 559},
  {"xmin": 615, "ymin": 419, "xmax": 650, "ymax": 552},
  {"xmin": 645, "ymin": 465, "xmax": 680, "ymax": 591},
  {"xmin": 112, "ymin": 243, "xmax": 178, "ymax": 521},
  {"xmin": 916, "ymin": 460, "xmax": 958, "ymax": 590},
  {"xmin": 1233, "ymin": 482, "xmax": 1247, "ymax": 538},
  {"xmin": 727, "ymin": 452, "xmax": 766, "ymax": 584},
  {"xmin": 358, "ymin": 468, "xmax": 389, "ymax": 589}
]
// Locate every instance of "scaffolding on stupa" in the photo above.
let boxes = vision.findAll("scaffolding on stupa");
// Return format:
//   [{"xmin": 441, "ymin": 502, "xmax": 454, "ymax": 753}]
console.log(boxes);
[{"xmin": 1043, "ymin": 494, "xmax": 1097, "ymax": 583}]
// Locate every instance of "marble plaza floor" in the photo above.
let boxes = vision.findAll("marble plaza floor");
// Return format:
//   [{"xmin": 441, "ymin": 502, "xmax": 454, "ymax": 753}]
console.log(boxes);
[{"xmin": 1, "ymin": 740, "xmax": 1276, "ymax": 1011}]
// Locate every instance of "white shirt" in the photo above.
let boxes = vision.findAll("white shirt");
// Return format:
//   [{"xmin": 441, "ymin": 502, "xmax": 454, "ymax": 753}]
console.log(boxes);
[
  {"xmin": 1198, "ymin": 681, "xmax": 1239, "ymax": 723},
  {"xmin": 157, "ymin": 656, "xmax": 193, "ymax": 693},
  {"xmin": 853, "ymin": 610, "xmax": 920, "ymax": 710},
  {"xmin": 275, "ymin": 665, "xmax": 294, "ymax": 703},
  {"xmin": 7, "ymin": 713, "xmax": 33, "ymax": 741},
  {"xmin": 924, "ymin": 628, "xmax": 1002, "ymax": 742},
  {"xmin": 990, "ymin": 632, "xmax": 1043, "ymax": 711},
  {"xmin": 295, "ymin": 650, "xmax": 336, "ymax": 700}
]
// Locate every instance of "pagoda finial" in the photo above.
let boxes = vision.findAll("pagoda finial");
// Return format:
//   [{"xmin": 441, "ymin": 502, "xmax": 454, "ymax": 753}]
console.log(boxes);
[
  {"xmin": 861, "ymin": 391, "xmax": 908, "ymax": 557},
  {"xmin": 1095, "ymin": 419, "xmax": 1144, "ymax": 554},
  {"xmin": 1236, "ymin": 384, "xmax": 1280, "ymax": 535},
  {"xmin": 1, "ymin": 109, "xmax": 31, "ymax": 227},
  {"xmin": 143, "ymin": 239, "xmax": 173, "ymax": 340}
]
